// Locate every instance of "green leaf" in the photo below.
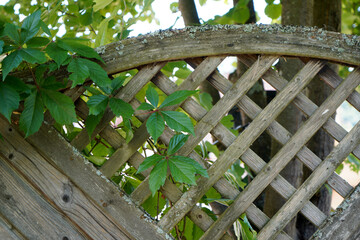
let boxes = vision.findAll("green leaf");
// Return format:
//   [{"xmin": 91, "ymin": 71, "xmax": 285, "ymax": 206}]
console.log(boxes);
[
  {"xmin": 87, "ymin": 156, "xmax": 106, "ymax": 166},
  {"xmin": 2, "ymin": 50, "xmax": 23, "ymax": 80},
  {"xmin": 46, "ymin": 42, "xmax": 69, "ymax": 67},
  {"xmin": 123, "ymin": 118, "xmax": 133, "ymax": 143},
  {"xmin": 0, "ymin": 82, "xmax": 20, "ymax": 121},
  {"xmin": 168, "ymin": 156, "xmax": 197, "ymax": 185},
  {"xmin": 39, "ymin": 20, "xmax": 52, "ymax": 37},
  {"xmin": 110, "ymin": 76, "xmax": 125, "ymax": 93},
  {"xmin": 174, "ymin": 68, "xmax": 192, "ymax": 79},
  {"xmin": 137, "ymin": 102, "xmax": 154, "ymax": 111},
  {"xmin": 4, "ymin": 23, "xmax": 20, "ymax": 44},
  {"xmin": 4, "ymin": 76, "xmax": 31, "ymax": 95},
  {"xmin": 93, "ymin": 0, "xmax": 113, "ymax": 12},
  {"xmin": 21, "ymin": 9, "xmax": 41, "ymax": 43},
  {"xmin": 199, "ymin": 0, "xmax": 207, "ymax": 6},
  {"xmin": 149, "ymin": 158, "xmax": 168, "ymax": 196},
  {"xmin": 199, "ymin": 92, "xmax": 213, "ymax": 111},
  {"xmin": 79, "ymin": 9, "xmax": 93, "ymax": 26},
  {"xmin": 146, "ymin": 111, "xmax": 164, "ymax": 143},
  {"xmin": 167, "ymin": 134, "xmax": 189, "ymax": 156},
  {"xmin": 233, "ymin": 5, "xmax": 250, "ymax": 23},
  {"xmin": 137, "ymin": 154, "xmax": 164, "ymax": 173},
  {"xmin": 265, "ymin": 3, "xmax": 282, "ymax": 19},
  {"xmin": 84, "ymin": 86, "xmax": 102, "ymax": 96},
  {"xmin": 41, "ymin": 89, "xmax": 77, "ymax": 124},
  {"xmin": 19, "ymin": 91, "xmax": 44, "ymax": 137},
  {"xmin": 19, "ymin": 48, "xmax": 47, "ymax": 64},
  {"xmin": 26, "ymin": 37, "xmax": 50, "ymax": 48},
  {"xmin": 87, "ymin": 94, "xmax": 109, "ymax": 115},
  {"xmin": 85, "ymin": 113, "xmax": 103, "ymax": 137},
  {"xmin": 57, "ymin": 38, "xmax": 103, "ymax": 62},
  {"xmin": 0, "ymin": 40, "xmax": 4, "ymax": 53},
  {"xmin": 175, "ymin": 155, "xmax": 208, "ymax": 177},
  {"xmin": 109, "ymin": 98, "xmax": 134, "ymax": 119},
  {"xmin": 81, "ymin": 58, "xmax": 111, "ymax": 88},
  {"xmin": 67, "ymin": 58, "xmax": 90, "ymax": 86},
  {"xmin": 146, "ymin": 86, "xmax": 159, "ymax": 108},
  {"xmin": 161, "ymin": 111, "xmax": 194, "ymax": 135},
  {"xmin": 159, "ymin": 90, "xmax": 197, "ymax": 108}
]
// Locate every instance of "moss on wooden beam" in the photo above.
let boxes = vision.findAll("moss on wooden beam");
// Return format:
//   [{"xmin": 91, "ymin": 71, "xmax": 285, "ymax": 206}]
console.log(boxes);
[{"xmin": 97, "ymin": 24, "xmax": 360, "ymax": 75}]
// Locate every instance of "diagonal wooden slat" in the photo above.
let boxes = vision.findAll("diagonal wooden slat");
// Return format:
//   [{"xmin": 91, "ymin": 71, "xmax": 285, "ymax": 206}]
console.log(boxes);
[
  {"xmin": 131, "ymin": 56, "xmax": 277, "ymax": 205},
  {"xmin": 200, "ymin": 67, "xmax": 360, "ymax": 240},
  {"xmin": 100, "ymin": 56, "xmax": 225, "ymax": 177},
  {"xmin": 158, "ymin": 60, "xmax": 325, "ymax": 233},
  {"xmin": 71, "ymin": 62, "xmax": 166, "ymax": 151},
  {"xmin": 0, "ymin": 119, "xmax": 133, "ymax": 240},
  {"xmin": 152, "ymin": 69, "xmax": 326, "ymax": 226},
  {"xmin": 257, "ymin": 120, "xmax": 360, "ymax": 240},
  {"xmin": 239, "ymin": 55, "xmax": 360, "ymax": 165}
]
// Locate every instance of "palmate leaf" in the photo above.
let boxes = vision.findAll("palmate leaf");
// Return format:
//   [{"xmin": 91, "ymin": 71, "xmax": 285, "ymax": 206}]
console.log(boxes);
[
  {"xmin": 159, "ymin": 90, "xmax": 197, "ymax": 108},
  {"xmin": 167, "ymin": 134, "xmax": 189, "ymax": 156},
  {"xmin": 41, "ymin": 89, "xmax": 77, "ymax": 124},
  {"xmin": 46, "ymin": 42, "xmax": 69, "ymax": 67},
  {"xmin": 146, "ymin": 86, "xmax": 159, "ymax": 108},
  {"xmin": 137, "ymin": 154, "xmax": 164, "ymax": 173},
  {"xmin": 149, "ymin": 159, "xmax": 168, "ymax": 196},
  {"xmin": 137, "ymin": 102, "xmax": 154, "ymax": 111},
  {"xmin": 19, "ymin": 48, "xmax": 47, "ymax": 64},
  {"xmin": 169, "ymin": 155, "xmax": 208, "ymax": 181},
  {"xmin": 0, "ymin": 82, "xmax": 20, "ymax": 121},
  {"xmin": 0, "ymin": 40, "xmax": 4, "ymax": 53},
  {"xmin": 168, "ymin": 156, "xmax": 197, "ymax": 185},
  {"xmin": 19, "ymin": 91, "xmax": 44, "ymax": 137},
  {"xmin": 146, "ymin": 111, "xmax": 165, "ymax": 143},
  {"xmin": 4, "ymin": 23, "xmax": 20, "ymax": 45},
  {"xmin": 161, "ymin": 111, "xmax": 194, "ymax": 135},
  {"xmin": 67, "ymin": 58, "xmax": 90, "ymax": 86},
  {"xmin": 87, "ymin": 94, "xmax": 109, "ymax": 116},
  {"xmin": 109, "ymin": 98, "xmax": 134, "ymax": 119},
  {"xmin": 2, "ymin": 50, "xmax": 23, "ymax": 80}
]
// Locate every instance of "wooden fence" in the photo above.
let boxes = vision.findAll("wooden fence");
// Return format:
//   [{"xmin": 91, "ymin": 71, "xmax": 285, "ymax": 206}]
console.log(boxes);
[{"xmin": 1, "ymin": 24, "xmax": 360, "ymax": 239}]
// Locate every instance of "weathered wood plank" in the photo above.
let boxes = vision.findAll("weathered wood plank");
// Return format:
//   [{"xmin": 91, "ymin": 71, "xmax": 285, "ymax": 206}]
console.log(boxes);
[
  {"xmin": 200, "ymin": 67, "xmax": 360, "ymax": 240},
  {"xmin": 71, "ymin": 62, "xmax": 165, "ymax": 151},
  {"xmin": 98, "ymin": 25, "xmax": 360, "ymax": 75},
  {"xmin": 0, "ymin": 154, "xmax": 86, "ymax": 240},
  {"xmin": 132, "ymin": 56, "xmax": 277, "ymax": 206},
  {"xmin": 310, "ymin": 183, "xmax": 360, "ymax": 240},
  {"xmin": 100, "ymin": 56, "xmax": 224, "ymax": 178},
  {"xmin": 239, "ymin": 55, "xmax": 360, "ymax": 168},
  {"xmin": 0, "ymin": 118, "xmax": 138, "ymax": 240},
  {"xmin": 158, "ymin": 60, "xmax": 324, "ymax": 233},
  {"xmin": 258, "ymin": 120, "xmax": 360, "ymax": 240},
  {"xmin": 152, "ymin": 70, "xmax": 325, "ymax": 226},
  {"xmin": 20, "ymin": 121, "xmax": 173, "ymax": 240},
  {"xmin": 0, "ymin": 213, "xmax": 25, "ymax": 240}
]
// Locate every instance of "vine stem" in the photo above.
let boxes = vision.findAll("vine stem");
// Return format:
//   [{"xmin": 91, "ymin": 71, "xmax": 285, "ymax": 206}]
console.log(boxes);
[{"xmin": 26, "ymin": 62, "xmax": 40, "ymax": 91}]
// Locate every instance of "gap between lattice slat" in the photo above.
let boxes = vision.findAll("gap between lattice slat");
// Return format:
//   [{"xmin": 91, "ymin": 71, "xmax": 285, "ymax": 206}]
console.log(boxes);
[
  {"xmin": 257, "ymin": 120, "xmax": 360, "ymax": 240},
  {"xmin": 131, "ymin": 56, "xmax": 277, "ymax": 204},
  {"xmin": 200, "ymin": 66, "xmax": 360, "ymax": 240},
  {"xmin": 73, "ymin": 82, "xmax": 235, "ymax": 240},
  {"xmin": 100, "ymin": 56, "xmax": 224, "ymax": 178},
  {"xmin": 240, "ymin": 55, "xmax": 360, "ymax": 167},
  {"xmin": 158, "ymin": 59, "xmax": 324, "ymax": 233}
]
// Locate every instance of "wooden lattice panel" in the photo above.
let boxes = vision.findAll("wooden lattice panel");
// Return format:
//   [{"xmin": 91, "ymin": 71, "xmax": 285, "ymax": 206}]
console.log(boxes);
[{"xmin": 1, "ymin": 25, "xmax": 360, "ymax": 240}]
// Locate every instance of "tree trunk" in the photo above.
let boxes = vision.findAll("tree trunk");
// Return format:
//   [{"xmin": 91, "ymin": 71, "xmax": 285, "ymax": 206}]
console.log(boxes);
[
  {"xmin": 263, "ymin": 1, "xmax": 313, "ymax": 239},
  {"xmin": 296, "ymin": 1, "xmax": 341, "ymax": 239}
]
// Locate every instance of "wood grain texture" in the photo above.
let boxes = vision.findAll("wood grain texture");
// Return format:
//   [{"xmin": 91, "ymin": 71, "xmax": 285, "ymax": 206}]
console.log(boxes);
[
  {"xmin": 158, "ymin": 60, "xmax": 324, "ymax": 234},
  {"xmin": 97, "ymin": 24, "xmax": 360, "ymax": 75},
  {"xmin": 310, "ymin": 183, "xmax": 360, "ymax": 240},
  {"xmin": 21, "ymin": 121, "xmax": 173, "ymax": 240},
  {"xmin": 258, "ymin": 121, "xmax": 360, "ymax": 240},
  {"xmin": 238, "ymin": 55, "xmax": 354, "ymax": 197},
  {"xmin": 0, "ymin": 156, "xmax": 83, "ymax": 240},
  {"xmin": 200, "ymin": 67, "xmax": 360, "ymax": 240}
]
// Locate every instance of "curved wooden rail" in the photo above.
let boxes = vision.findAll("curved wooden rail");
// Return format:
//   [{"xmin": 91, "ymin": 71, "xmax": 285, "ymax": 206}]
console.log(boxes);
[{"xmin": 98, "ymin": 24, "xmax": 360, "ymax": 75}]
